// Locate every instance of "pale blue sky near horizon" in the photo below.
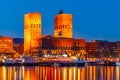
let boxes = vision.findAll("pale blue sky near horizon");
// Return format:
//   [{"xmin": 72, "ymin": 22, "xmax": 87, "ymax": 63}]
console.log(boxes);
[{"xmin": 0, "ymin": 0, "xmax": 120, "ymax": 41}]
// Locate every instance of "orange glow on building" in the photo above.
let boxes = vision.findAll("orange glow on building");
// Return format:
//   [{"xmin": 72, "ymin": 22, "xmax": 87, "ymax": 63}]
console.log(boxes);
[
  {"xmin": 24, "ymin": 12, "xmax": 42, "ymax": 54},
  {"xmin": 54, "ymin": 10, "xmax": 72, "ymax": 38},
  {"xmin": 0, "ymin": 36, "xmax": 13, "ymax": 53},
  {"xmin": 42, "ymin": 35, "xmax": 86, "ymax": 55},
  {"xmin": 23, "ymin": 11, "xmax": 87, "ymax": 56}
]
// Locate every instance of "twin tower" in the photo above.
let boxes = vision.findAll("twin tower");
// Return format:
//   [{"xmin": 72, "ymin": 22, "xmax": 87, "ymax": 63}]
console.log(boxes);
[{"xmin": 24, "ymin": 11, "xmax": 73, "ymax": 54}]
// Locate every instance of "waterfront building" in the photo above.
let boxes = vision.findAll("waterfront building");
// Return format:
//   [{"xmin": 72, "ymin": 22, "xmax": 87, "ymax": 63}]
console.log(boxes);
[
  {"xmin": 54, "ymin": 10, "xmax": 72, "ymax": 38},
  {"xmin": 116, "ymin": 42, "xmax": 120, "ymax": 55},
  {"xmin": 23, "ymin": 11, "xmax": 86, "ymax": 56},
  {"xmin": 13, "ymin": 44, "xmax": 23, "ymax": 56},
  {"xmin": 41, "ymin": 35, "xmax": 86, "ymax": 56},
  {"xmin": 0, "ymin": 36, "xmax": 13, "ymax": 54},
  {"xmin": 86, "ymin": 42, "xmax": 99, "ymax": 54},
  {"xmin": 13, "ymin": 38, "xmax": 24, "ymax": 55},
  {"xmin": 86, "ymin": 40, "xmax": 119, "ymax": 57},
  {"xmin": 24, "ymin": 12, "xmax": 42, "ymax": 55},
  {"xmin": 94, "ymin": 40, "xmax": 116, "ymax": 48}
]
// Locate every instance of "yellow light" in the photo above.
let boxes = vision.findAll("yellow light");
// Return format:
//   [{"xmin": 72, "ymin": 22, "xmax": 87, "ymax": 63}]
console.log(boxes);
[{"xmin": 2, "ymin": 60, "xmax": 5, "ymax": 63}]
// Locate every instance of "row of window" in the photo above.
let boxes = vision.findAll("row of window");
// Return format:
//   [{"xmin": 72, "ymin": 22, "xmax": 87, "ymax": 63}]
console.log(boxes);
[
  {"xmin": 55, "ymin": 25, "xmax": 71, "ymax": 30},
  {"xmin": 0, "ymin": 40, "xmax": 12, "ymax": 42},
  {"xmin": 87, "ymin": 46, "xmax": 99, "ymax": 48},
  {"xmin": 74, "ymin": 42, "xmax": 80, "ymax": 45},
  {"xmin": 0, "ymin": 49, "xmax": 8, "ymax": 52},
  {"xmin": 41, "ymin": 46, "xmax": 85, "ymax": 50},
  {"xmin": 31, "ymin": 24, "xmax": 41, "ymax": 28}
]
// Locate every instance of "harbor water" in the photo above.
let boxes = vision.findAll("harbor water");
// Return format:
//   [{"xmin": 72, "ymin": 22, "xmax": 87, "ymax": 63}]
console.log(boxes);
[{"xmin": 0, "ymin": 66, "xmax": 120, "ymax": 80}]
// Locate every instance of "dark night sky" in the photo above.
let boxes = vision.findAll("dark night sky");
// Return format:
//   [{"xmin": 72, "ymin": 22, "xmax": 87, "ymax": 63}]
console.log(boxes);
[{"xmin": 0, "ymin": 0, "xmax": 120, "ymax": 41}]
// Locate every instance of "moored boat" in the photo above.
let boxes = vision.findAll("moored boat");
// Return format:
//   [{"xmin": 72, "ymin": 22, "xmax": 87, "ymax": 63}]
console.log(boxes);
[
  {"xmin": 115, "ymin": 62, "xmax": 120, "ymax": 66},
  {"xmin": 103, "ymin": 60, "xmax": 120, "ymax": 66},
  {"xmin": 51, "ymin": 62, "xmax": 59, "ymax": 66},
  {"xmin": 21, "ymin": 55, "xmax": 37, "ymax": 66},
  {"xmin": 14, "ymin": 58, "xmax": 24, "ymax": 65},
  {"xmin": 96, "ymin": 60, "xmax": 105, "ymax": 65},
  {"xmin": 2, "ymin": 58, "xmax": 14, "ymax": 66},
  {"xmin": 108, "ymin": 61, "xmax": 120, "ymax": 66},
  {"xmin": 74, "ymin": 59, "xmax": 86, "ymax": 66}
]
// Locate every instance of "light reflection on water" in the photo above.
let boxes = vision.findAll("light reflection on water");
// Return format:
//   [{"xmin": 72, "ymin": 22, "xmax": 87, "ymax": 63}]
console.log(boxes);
[{"xmin": 0, "ymin": 66, "xmax": 120, "ymax": 80}]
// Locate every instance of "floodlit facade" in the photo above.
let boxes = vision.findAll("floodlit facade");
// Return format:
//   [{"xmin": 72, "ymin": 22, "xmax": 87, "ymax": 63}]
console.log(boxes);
[
  {"xmin": 0, "ymin": 36, "xmax": 13, "ymax": 53},
  {"xmin": 23, "ymin": 11, "xmax": 86, "ymax": 56},
  {"xmin": 42, "ymin": 36, "xmax": 86, "ymax": 56},
  {"xmin": 54, "ymin": 11, "xmax": 72, "ymax": 38},
  {"xmin": 24, "ymin": 12, "xmax": 42, "ymax": 54}
]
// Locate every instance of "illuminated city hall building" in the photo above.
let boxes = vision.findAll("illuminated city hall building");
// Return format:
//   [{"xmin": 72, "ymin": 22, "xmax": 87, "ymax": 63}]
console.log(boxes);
[
  {"xmin": 24, "ymin": 11, "xmax": 86, "ymax": 56},
  {"xmin": 54, "ymin": 10, "xmax": 72, "ymax": 38},
  {"xmin": 0, "ymin": 36, "xmax": 13, "ymax": 54},
  {"xmin": 24, "ymin": 12, "xmax": 42, "ymax": 54},
  {"xmin": 43, "ymin": 10, "xmax": 86, "ymax": 55},
  {"xmin": 41, "ymin": 11, "xmax": 85, "ymax": 55}
]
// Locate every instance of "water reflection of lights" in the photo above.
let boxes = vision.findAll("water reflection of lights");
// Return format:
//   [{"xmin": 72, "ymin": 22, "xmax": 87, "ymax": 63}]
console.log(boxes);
[
  {"xmin": 116, "ymin": 67, "xmax": 119, "ymax": 80},
  {"xmin": 0, "ymin": 66, "xmax": 120, "ymax": 80},
  {"xmin": 77, "ymin": 68, "xmax": 81, "ymax": 80},
  {"xmin": 73, "ymin": 67, "xmax": 76, "ymax": 80},
  {"xmin": 62, "ymin": 67, "xmax": 67, "ymax": 80},
  {"xmin": 22, "ymin": 66, "xmax": 24, "ymax": 80},
  {"xmin": 54, "ymin": 67, "xmax": 57, "ymax": 80},
  {"xmin": 69, "ymin": 67, "xmax": 72, "ymax": 80},
  {"xmin": 3, "ymin": 66, "xmax": 6, "ymax": 80}
]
